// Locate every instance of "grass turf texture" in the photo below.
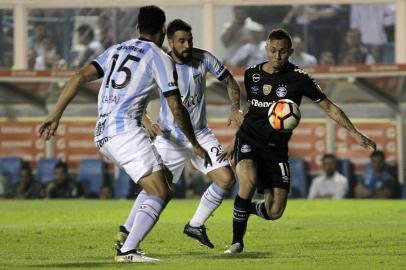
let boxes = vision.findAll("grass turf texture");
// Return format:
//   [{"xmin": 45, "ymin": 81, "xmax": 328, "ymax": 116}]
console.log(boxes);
[{"xmin": 0, "ymin": 199, "xmax": 405, "ymax": 270}]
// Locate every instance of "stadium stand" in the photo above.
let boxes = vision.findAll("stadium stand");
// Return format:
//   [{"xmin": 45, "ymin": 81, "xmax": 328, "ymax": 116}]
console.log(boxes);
[
  {"xmin": 77, "ymin": 159, "xmax": 105, "ymax": 198},
  {"xmin": 36, "ymin": 157, "xmax": 61, "ymax": 184},
  {"xmin": 0, "ymin": 156, "xmax": 23, "ymax": 186},
  {"xmin": 337, "ymin": 159, "xmax": 355, "ymax": 197},
  {"xmin": 114, "ymin": 169, "xmax": 131, "ymax": 199},
  {"xmin": 289, "ymin": 158, "xmax": 309, "ymax": 198}
]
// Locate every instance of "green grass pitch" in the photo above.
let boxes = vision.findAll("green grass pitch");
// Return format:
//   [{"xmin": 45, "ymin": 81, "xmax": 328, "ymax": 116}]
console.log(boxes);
[{"xmin": 0, "ymin": 199, "xmax": 405, "ymax": 270}]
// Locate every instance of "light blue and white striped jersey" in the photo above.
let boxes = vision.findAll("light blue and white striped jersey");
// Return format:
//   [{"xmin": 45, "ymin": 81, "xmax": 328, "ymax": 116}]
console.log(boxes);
[
  {"xmin": 157, "ymin": 47, "xmax": 229, "ymax": 142},
  {"xmin": 91, "ymin": 38, "xmax": 179, "ymax": 147}
]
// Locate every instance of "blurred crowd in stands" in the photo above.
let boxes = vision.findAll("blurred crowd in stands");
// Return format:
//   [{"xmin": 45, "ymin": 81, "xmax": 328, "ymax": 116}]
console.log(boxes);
[
  {"xmin": 0, "ymin": 149, "xmax": 404, "ymax": 200},
  {"xmin": 0, "ymin": 3, "xmax": 396, "ymax": 69}
]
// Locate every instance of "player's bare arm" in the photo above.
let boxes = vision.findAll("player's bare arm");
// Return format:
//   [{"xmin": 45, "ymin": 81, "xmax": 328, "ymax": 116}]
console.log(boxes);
[
  {"xmin": 166, "ymin": 94, "xmax": 212, "ymax": 167},
  {"xmin": 318, "ymin": 97, "xmax": 376, "ymax": 150},
  {"xmin": 141, "ymin": 110, "xmax": 162, "ymax": 138},
  {"xmin": 224, "ymin": 74, "xmax": 244, "ymax": 127},
  {"xmin": 218, "ymin": 136, "xmax": 236, "ymax": 163},
  {"xmin": 38, "ymin": 64, "xmax": 99, "ymax": 140}
]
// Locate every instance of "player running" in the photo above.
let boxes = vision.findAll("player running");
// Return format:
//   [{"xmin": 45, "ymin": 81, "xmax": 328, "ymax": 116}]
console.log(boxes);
[
  {"xmin": 219, "ymin": 28, "xmax": 376, "ymax": 254},
  {"xmin": 115, "ymin": 19, "xmax": 243, "ymax": 250},
  {"xmin": 39, "ymin": 6, "xmax": 211, "ymax": 263}
]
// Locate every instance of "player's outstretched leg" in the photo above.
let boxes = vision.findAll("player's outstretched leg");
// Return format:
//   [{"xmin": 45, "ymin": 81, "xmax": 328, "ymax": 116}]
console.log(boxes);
[
  {"xmin": 224, "ymin": 159, "xmax": 256, "ymax": 254},
  {"xmin": 115, "ymin": 190, "xmax": 148, "ymax": 253},
  {"xmin": 184, "ymin": 167, "xmax": 234, "ymax": 248},
  {"xmin": 115, "ymin": 170, "xmax": 171, "ymax": 263}
]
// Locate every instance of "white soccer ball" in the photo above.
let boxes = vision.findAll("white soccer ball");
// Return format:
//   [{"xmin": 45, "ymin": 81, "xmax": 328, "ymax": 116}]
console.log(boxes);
[{"xmin": 268, "ymin": 99, "xmax": 301, "ymax": 132}]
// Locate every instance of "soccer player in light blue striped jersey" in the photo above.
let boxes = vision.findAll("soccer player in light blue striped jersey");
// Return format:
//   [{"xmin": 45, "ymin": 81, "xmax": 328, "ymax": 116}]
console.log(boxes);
[
  {"xmin": 38, "ymin": 6, "xmax": 211, "ymax": 263},
  {"xmin": 117, "ymin": 19, "xmax": 244, "ymax": 249}
]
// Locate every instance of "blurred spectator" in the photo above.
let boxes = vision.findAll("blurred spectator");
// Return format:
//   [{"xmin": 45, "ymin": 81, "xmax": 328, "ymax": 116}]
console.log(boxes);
[
  {"xmin": 99, "ymin": 183, "xmax": 113, "ymax": 199},
  {"xmin": 45, "ymin": 161, "xmax": 78, "ymax": 199},
  {"xmin": 350, "ymin": 3, "xmax": 395, "ymax": 63},
  {"xmin": 339, "ymin": 28, "xmax": 375, "ymax": 65},
  {"xmin": 319, "ymin": 50, "xmax": 336, "ymax": 65},
  {"xmin": 29, "ymin": 22, "xmax": 49, "ymax": 53},
  {"xmin": 290, "ymin": 36, "xmax": 317, "ymax": 67},
  {"xmin": 98, "ymin": 13, "xmax": 114, "ymax": 49},
  {"xmin": 308, "ymin": 154, "xmax": 348, "ymax": 199},
  {"xmin": 33, "ymin": 35, "xmax": 61, "ymax": 70},
  {"xmin": 0, "ymin": 174, "xmax": 7, "ymax": 198},
  {"xmin": 221, "ymin": 6, "xmax": 263, "ymax": 60},
  {"xmin": 227, "ymin": 21, "xmax": 267, "ymax": 68},
  {"xmin": 12, "ymin": 162, "xmax": 42, "ymax": 199},
  {"xmin": 71, "ymin": 24, "xmax": 103, "ymax": 67},
  {"xmin": 355, "ymin": 150, "xmax": 397, "ymax": 199},
  {"xmin": 282, "ymin": 5, "xmax": 348, "ymax": 61}
]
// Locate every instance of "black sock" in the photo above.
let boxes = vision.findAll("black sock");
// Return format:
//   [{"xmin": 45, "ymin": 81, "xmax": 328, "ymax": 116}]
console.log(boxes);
[
  {"xmin": 232, "ymin": 195, "xmax": 251, "ymax": 246},
  {"xmin": 250, "ymin": 200, "xmax": 271, "ymax": 220}
]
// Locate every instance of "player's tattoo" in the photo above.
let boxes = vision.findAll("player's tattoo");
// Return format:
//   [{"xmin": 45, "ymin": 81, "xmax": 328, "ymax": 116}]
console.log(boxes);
[{"xmin": 225, "ymin": 75, "xmax": 241, "ymax": 110}]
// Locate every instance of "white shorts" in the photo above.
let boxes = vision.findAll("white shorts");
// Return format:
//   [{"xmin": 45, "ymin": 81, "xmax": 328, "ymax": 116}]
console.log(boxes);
[
  {"xmin": 98, "ymin": 128, "xmax": 163, "ymax": 184},
  {"xmin": 155, "ymin": 131, "xmax": 230, "ymax": 184}
]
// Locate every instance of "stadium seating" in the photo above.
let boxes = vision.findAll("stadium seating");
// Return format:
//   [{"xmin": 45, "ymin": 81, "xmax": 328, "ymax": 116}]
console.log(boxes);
[
  {"xmin": 114, "ymin": 169, "xmax": 131, "ymax": 199},
  {"xmin": 77, "ymin": 159, "xmax": 105, "ymax": 198},
  {"xmin": 36, "ymin": 158, "xmax": 61, "ymax": 184},
  {"xmin": 0, "ymin": 156, "xmax": 23, "ymax": 186},
  {"xmin": 289, "ymin": 158, "xmax": 309, "ymax": 198},
  {"xmin": 337, "ymin": 159, "xmax": 355, "ymax": 197}
]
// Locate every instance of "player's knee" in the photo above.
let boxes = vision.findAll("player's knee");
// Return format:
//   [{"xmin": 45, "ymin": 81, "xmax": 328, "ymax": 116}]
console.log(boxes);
[
  {"xmin": 216, "ymin": 173, "xmax": 235, "ymax": 190},
  {"xmin": 268, "ymin": 207, "xmax": 285, "ymax": 220}
]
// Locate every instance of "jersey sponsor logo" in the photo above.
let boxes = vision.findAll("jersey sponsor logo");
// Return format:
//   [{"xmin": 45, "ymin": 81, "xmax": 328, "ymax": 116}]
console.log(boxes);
[
  {"xmin": 263, "ymin": 84, "xmax": 272, "ymax": 95},
  {"xmin": 248, "ymin": 99, "xmax": 273, "ymax": 108},
  {"xmin": 96, "ymin": 136, "xmax": 110, "ymax": 148},
  {"xmin": 276, "ymin": 85, "xmax": 288, "ymax": 97},
  {"xmin": 250, "ymin": 86, "xmax": 259, "ymax": 95},
  {"xmin": 116, "ymin": 45, "xmax": 145, "ymax": 54},
  {"xmin": 252, "ymin": 73, "xmax": 260, "ymax": 82},
  {"xmin": 102, "ymin": 95, "xmax": 121, "ymax": 104},
  {"xmin": 94, "ymin": 119, "xmax": 107, "ymax": 137},
  {"xmin": 241, "ymin": 144, "xmax": 251, "ymax": 153},
  {"xmin": 182, "ymin": 93, "xmax": 202, "ymax": 108}
]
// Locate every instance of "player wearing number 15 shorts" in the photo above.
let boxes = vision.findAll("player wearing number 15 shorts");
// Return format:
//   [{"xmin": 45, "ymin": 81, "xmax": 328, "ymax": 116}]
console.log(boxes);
[
  {"xmin": 116, "ymin": 19, "xmax": 244, "ymax": 250},
  {"xmin": 39, "ymin": 6, "xmax": 211, "ymax": 263}
]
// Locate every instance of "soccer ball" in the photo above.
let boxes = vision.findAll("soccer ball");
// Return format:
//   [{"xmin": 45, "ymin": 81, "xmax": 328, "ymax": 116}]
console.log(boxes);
[{"xmin": 268, "ymin": 99, "xmax": 301, "ymax": 132}]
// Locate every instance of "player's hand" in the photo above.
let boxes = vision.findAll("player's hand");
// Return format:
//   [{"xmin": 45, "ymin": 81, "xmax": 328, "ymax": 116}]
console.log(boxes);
[
  {"xmin": 143, "ymin": 120, "xmax": 162, "ymax": 139},
  {"xmin": 354, "ymin": 131, "xmax": 376, "ymax": 151},
  {"xmin": 227, "ymin": 108, "xmax": 244, "ymax": 127},
  {"xmin": 193, "ymin": 144, "xmax": 212, "ymax": 168},
  {"xmin": 38, "ymin": 115, "xmax": 60, "ymax": 140},
  {"xmin": 217, "ymin": 142, "xmax": 235, "ymax": 163}
]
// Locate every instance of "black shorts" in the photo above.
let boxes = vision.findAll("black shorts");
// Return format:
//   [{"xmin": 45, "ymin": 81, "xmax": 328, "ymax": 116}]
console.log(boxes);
[{"xmin": 235, "ymin": 133, "xmax": 290, "ymax": 193}]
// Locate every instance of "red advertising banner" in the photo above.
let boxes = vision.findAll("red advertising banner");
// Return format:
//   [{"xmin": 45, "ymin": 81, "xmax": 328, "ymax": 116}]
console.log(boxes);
[
  {"xmin": 0, "ymin": 119, "xmax": 399, "ymax": 174},
  {"xmin": 0, "ymin": 121, "xmax": 46, "ymax": 165},
  {"xmin": 335, "ymin": 121, "xmax": 397, "ymax": 172},
  {"xmin": 289, "ymin": 121, "xmax": 327, "ymax": 172}
]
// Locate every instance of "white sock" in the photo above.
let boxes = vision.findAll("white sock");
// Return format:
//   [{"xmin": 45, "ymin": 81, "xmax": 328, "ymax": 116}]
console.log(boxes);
[
  {"xmin": 189, "ymin": 183, "xmax": 226, "ymax": 227},
  {"xmin": 123, "ymin": 190, "xmax": 148, "ymax": 231},
  {"xmin": 120, "ymin": 195, "xmax": 165, "ymax": 253}
]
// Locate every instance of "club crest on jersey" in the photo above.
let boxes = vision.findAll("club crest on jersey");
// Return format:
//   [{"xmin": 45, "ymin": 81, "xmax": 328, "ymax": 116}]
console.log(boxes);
[
  {"xmin": 241, "ymin": 144, "xmax": 251, "ymax": 153},
  {"xmin": 276, "ymin": 85, "xmax": 288, "ymax": 97},
  {"xmin": 263, "ymin": 84, "xmax": 272, "ymax": 95},
  {"xmin": 252, "ymin": 73, "xmax": 260, "ymax": 83},
  {"xmin": 250, "ymin": 86, "xmax": 259, "ymax": 95}
]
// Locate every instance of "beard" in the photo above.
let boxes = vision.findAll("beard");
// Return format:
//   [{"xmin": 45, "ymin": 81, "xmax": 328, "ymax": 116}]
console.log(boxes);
[{"xmin": 172, "ymin": 49, "xmax": 192, "ymax": 63}]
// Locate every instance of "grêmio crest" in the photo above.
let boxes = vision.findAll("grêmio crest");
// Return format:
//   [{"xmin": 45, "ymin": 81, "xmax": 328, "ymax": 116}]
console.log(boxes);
[{"xmin": 263, "ymin": 84, "xmax": 272, "ymax": 95}]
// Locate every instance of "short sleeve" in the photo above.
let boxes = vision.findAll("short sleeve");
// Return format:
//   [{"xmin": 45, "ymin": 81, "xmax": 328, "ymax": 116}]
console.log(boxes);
[
  {"xmin": 151, "ymin": 49, "xmax": 179, "ymax": 97},
  {"xmin": 300, "ymin": 71, "xmax": 326, "ymax": 103},
  {"xmin": 91, "ymin": 46, "xmax": 115, "ymax": 78},
  {"xmin": 203, "ymin": 50, "xmax": 229, "ymax": 81}
]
